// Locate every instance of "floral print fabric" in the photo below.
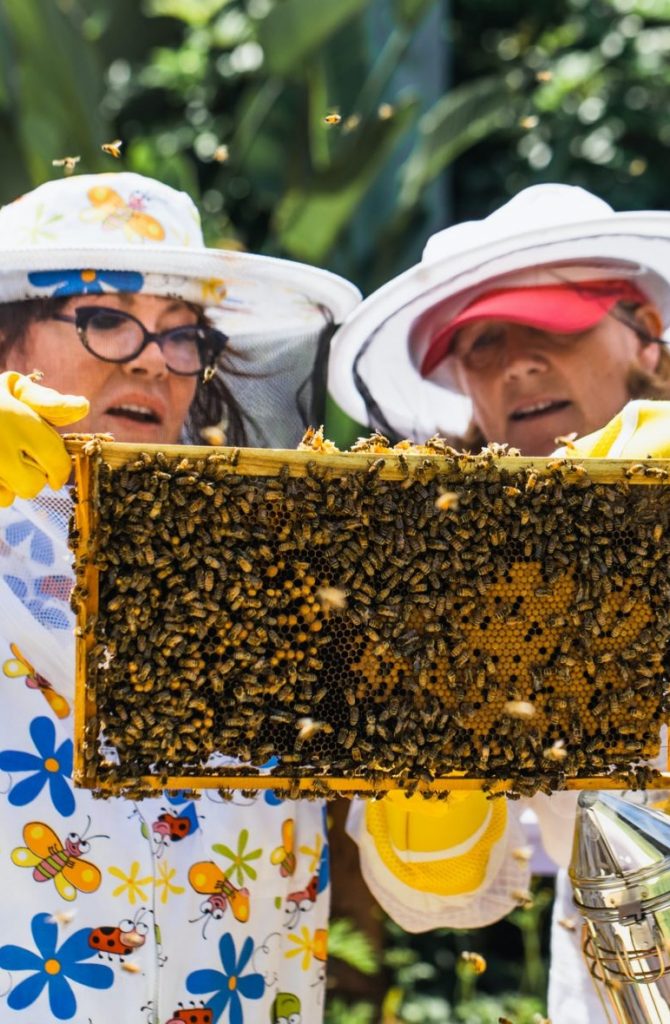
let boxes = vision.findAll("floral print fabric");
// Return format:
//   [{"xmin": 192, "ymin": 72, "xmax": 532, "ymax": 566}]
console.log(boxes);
[{"xmin": 0, "ymin": 490, "xmax": 329, "ymax": 1023}]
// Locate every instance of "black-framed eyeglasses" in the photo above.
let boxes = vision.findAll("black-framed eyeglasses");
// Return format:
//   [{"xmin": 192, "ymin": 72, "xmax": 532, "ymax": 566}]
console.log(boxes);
[{"xmin": 49, "ymin": 305, "xmax": 228, "ymax": 378}]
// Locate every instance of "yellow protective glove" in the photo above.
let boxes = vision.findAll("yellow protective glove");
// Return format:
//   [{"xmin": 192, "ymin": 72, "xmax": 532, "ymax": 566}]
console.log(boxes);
[
  {"xmin": 365, "ymin": 788, "xmax": 507, "ymax": 896},
  {"xmin": 0, "ymin": 371, "xmax": 89, "ymax": 506},
  {"xmin": 568, "ymin": 399, "xmax": 670, "ymax": 458}
]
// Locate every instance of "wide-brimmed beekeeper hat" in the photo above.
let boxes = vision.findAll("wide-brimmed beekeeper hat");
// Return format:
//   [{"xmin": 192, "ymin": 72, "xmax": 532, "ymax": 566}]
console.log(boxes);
[
  {"xmin": 0, "ymin": 171, "xmax": 360, "ymax": 338},
  {"xmin": 328, "ymin": 183, "xmax": 670, "ymax": 440}
]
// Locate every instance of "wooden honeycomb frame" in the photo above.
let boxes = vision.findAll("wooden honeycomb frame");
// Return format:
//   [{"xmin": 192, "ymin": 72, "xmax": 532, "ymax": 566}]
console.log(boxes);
[{"xmin": 67, "ymin": 439, "xmax": 670, "ymax": 797}]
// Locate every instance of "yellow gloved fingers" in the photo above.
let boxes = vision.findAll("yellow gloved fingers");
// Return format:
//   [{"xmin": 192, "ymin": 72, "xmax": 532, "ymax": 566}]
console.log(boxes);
[
  {"xmin": 571, "ymin": 400, "xmax": 670, "ymax": 459},
  {"xmin": 9, "ymin": 372, "xmax": 89, "ymax": 427},
  {"xmin": 0, "ymin": 481, "xmax": 14, "ymax": 507},
  {"xmin": 0, "ymin": 406, "xmax": 74, "ymax": 491},
  {"xmin": 0, "ymin": 372, "xmax": 80, "ymax": 501}
]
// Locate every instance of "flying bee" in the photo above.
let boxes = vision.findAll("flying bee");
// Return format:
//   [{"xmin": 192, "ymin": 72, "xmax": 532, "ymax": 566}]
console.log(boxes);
[
  {"xmin": 213, "ymin": 144, "xmax": 229, "ymax": 163},
  {"xmin": 323, "ymin": 111, "xmax": 342, "ymax": 125},
  {"xmin": 315, "ymin": 586, "xmax": 347, "ymax": 611},
  {"xmin": 512, "ymin": 846, "xmax": 533, "ymax": 863},
  {"xmin": 52, "ymin": 155, "xmax": 80, "ymax": 175},
  {"xmin": 558, "ymin": 916, "xmax": 576, "ymax": 931},
  {"xmin": 434, "ymin": 491, "xmax": 460, "ymax": 512},
  {"xmin": 554, "ymin": 431, "xmax": 578, "ymax": 449},
  {"xmin": 504, "ymin": 700, "xmax": 535, "ymax": 721},
  {"xmin": 511, "ymin": 888, "xmax": 534, "ymax": 909},
  {"xmin": 122, "ymin": 961, "xmax": 142, "ymax": 974},
  {"xmin": 459, "ymin": 951, "xmax": 486, "ymax": 974},
  {"xmin": 296, "ymin": 717, "xmax": 329, "ymax": 741},
  {"xmin": 543, "ymin": 739, "xmax": 567, "ymax": 762},
  {"xmin": 48, "ymin": 909, "xmax": 78, "ymax": 925},
  {"xmin": 101, "ymin": 139, "xmax": 123, "ymax": 158}
]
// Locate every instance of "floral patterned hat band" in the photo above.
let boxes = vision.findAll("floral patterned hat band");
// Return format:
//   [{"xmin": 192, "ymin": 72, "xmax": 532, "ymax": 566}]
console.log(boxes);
[{"xmin": 0, "ymin": 172, "xmax": 360, "ymax": 337}]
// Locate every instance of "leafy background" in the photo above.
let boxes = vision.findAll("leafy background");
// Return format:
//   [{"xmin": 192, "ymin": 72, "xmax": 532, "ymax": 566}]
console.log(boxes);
[{"xmin": 2, "ymin": 0, "xmax": 669, "ymax": 1018}]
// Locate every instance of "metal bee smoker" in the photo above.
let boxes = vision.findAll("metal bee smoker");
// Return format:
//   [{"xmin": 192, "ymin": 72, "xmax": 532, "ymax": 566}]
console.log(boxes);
[{"xmin": 569, "ymin": 791, "xmax": 670, "ymax": 1023}]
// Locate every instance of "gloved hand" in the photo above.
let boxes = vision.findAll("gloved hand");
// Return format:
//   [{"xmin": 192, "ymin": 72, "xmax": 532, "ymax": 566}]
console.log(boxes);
[
  {"xmin": 566, "ymin": 399, "xmax": 670, "ymax": 458},
  {"xmin": 365, "ymin": 787, "xmax": 508, "ymax": 897},
  {"xmin": 0, "ymin": 371, "xmax": 89, "ymax": 506}
]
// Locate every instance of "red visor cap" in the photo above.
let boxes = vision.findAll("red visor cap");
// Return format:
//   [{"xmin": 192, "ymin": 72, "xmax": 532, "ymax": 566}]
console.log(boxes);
[{"xmin": 420, "ymin": 279, "xmax": 649, "ymax": 377}]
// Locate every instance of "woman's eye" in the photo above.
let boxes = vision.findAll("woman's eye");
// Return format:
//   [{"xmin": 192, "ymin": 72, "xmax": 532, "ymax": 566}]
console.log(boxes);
[
  {"xmin": 167, "ymin": 326, "xmax": 199, "ymax": 344},
  {"xmin": 470, "ymin": 330, "xmax": 499, "ymax": 351},
  {"xmin": 90, "ymin": 312, "xmax": 125, "ymax": 331}
]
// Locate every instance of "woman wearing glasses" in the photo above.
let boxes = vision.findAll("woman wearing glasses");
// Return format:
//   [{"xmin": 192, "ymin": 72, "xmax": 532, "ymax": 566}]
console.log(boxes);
[{"xmin": 0, "ymin": 171, "xmax": 364, "ymax": 1023}]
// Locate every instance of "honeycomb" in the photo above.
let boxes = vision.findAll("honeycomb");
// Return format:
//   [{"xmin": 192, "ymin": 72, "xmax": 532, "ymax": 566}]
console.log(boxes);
[{"xmin": 68, "ymin": 437, "xmax": 670, "ymax": 799}]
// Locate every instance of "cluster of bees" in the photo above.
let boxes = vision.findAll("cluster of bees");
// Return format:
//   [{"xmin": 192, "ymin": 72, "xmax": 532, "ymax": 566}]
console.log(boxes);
[{"xmin": 70, "ymin": 433, "xmax": 670, "ymax": 799}]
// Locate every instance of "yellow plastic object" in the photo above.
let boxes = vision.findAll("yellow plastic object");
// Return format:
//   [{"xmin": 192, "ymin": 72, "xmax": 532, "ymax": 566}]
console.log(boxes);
[
  {"xmin": 67, "ymin": 438, "xmax": 670, "ymax": 797},
  {"xmin": 571, "ymin": 400, "xmax": 670, "ymax": 459},
  {"xmin": 365, "ymin": 790, "xmax": 507, "ymax": 895},
  {"xmin": 0, "ymin": 371, "xmax": 88, "ymax": 505}
]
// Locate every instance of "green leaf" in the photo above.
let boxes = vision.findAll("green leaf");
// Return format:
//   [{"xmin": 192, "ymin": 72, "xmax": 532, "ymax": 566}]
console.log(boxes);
[
  {"xmin": 398, "ymin": 75, "xmax": 518, "ymax": 208},
  {"xmin": 327, "ymin": 918, "xmax": 380, "ymax": 975},
  {"xmin": 2, "ymin": 0, "xmax": 110, "ymax": 184},
  {"xmin": 391, "ymin": 0, "xmax": 438, "ymax": 27},
  {"xmin": 145, "ymin": 0, "xmax": 233, "ymax": 27},
  {"xmin": 258, "ymin": 0, "xmax": 370, "ymax": 77},
  {"xmin": 275, "ymin": 97, "xmax": 417, "ymax": 263}
]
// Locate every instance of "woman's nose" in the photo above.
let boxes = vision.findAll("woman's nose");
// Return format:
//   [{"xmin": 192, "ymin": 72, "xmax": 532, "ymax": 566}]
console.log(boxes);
[
  {"xmin": 122, "ymin": 339, "xmax": 169, "ymax": 379},
  {"xmin": 500, "ymin": 328, "xmax": 549, "ymax": 381}
]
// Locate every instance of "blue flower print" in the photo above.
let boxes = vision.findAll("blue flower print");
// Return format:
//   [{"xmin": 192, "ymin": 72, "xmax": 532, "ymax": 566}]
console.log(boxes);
[
  {"xmin": 0, "ymin": 716, "xmax": 74, "ymax": 816},
  {"xmin": 317, "ymin": 805, "xmax": 330, "ymax": 894},
  {"xmin": 187, "ymin": 932, "xmax": 264, "ymax": 1024},
  {"xmin": 2, "ymin": 575, "xmax": 71, "ymax": 630},
  {"xmin": 27, "ymin": 269, "xmax": 144, "ymax": 296},
  {"xmin": 5, "ymin": 520, "xmax": 54, "ymax": 564},
  {"xmin": 0, "ymin": 913, "xmax": 113, "ymax": 1019}
]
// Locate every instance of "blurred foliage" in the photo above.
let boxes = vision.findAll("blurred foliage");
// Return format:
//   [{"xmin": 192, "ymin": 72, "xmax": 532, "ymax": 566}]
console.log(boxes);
[
  {"xmin": 449, "ymin": 0, "xmax": 670, "ymax": 219},
  {"xmin": 325, "ymin": 880, "xmax": 554, "ymax": 1023}
]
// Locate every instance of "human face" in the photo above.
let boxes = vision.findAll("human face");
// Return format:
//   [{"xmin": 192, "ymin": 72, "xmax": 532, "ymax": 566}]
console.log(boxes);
[
  {"xmin": 11, "ymin": 293, "xmax": 199, "ymax": 443},
  {"xmin": 449, "ymin": 305, "xmax": 663, "ymax": 455}
]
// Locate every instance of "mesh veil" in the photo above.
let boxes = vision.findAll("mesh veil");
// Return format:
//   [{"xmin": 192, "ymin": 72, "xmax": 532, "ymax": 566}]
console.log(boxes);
[{"xmin": 191, "ymin": 313, "xmax": 336, "ymax": 448}]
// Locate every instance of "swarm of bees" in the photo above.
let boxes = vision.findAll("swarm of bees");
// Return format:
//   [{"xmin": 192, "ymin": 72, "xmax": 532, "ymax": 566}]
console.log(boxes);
[{"xmin": 68, "ymin": 432, "xmax": 670, "ymax": 799}]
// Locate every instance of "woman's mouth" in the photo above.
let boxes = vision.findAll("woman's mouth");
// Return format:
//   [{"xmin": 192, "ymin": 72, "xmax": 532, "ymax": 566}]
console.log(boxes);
[
  {"xmin": 509, "ymin": 399, "xmax": 571, "ymax": 422},
  {"xmin": 105, "ymin": 404, "xmax": 162, "ymax": 425}
]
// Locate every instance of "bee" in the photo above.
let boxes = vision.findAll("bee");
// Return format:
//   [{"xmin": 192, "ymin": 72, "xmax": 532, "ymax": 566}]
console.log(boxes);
[
  {"xmin": 377, "ymin": 102, "xmax": 395, "ymax": 120},
  {"xmin": 558, "ymin": 917, "xmax": 576, "ymax": 931},
  {"xmin": 554, "ymin": 432, "xmax": 578, "ymax": 449},
  {"xmin": 48, "ymin": 909, "xmax": 78, "ymax": 925},
  {"xmin": 459, "ymin": 951, "xmax": 486, "ymax": 974},
  {"xmin": 200, "ymin": 425, "xmax": 226, "ymax": 445},
  {"xmin": 543, "ymin": 740, "xmax": 567, "ymax": 762},
  {"xmin": 101, "ymin": 139, "xmax": 123, "ymax": 158},
  {"xmin": 296, "ymin": 717, "xmax": 328, "ymax": 741},
  {"xmin": 511, "ymin": 846, "xmax": 533, "ymax": 863},
  {"xmin": 315, "ymin": 586, "xmax": 347, "ymax": 611},
  {"xmin": 213, "ymin": 144, "xmax": 230, "ymax": 163},
  {"xmin": 323, "ymin": 112, "xmax": 342, "ymax": 125},
  {"xmin": 504, "ymin": 700, "xmax": 535, "ymax": 721},
  {"xmin": 52, "ymin": 155, "xmax": 81, "ymax": 175},
  {"xmin": 434, "ymin": 491, "xmax": 460, "ymax": 511},
  {"xmin": 511, "ymin": 888, "xmax": 534, "ymax": 909}
]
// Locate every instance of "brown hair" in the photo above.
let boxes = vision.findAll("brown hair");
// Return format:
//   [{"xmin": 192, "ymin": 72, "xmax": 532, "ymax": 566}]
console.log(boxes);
[{"xmin": 0, "ymin": 297, "xmax": 249, "ymax": 444}]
